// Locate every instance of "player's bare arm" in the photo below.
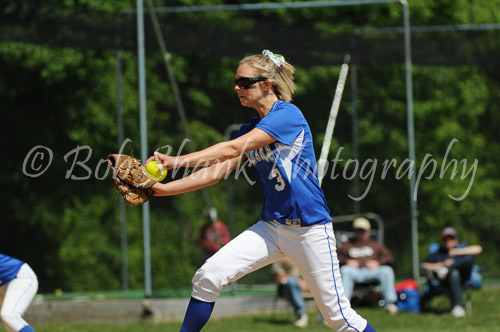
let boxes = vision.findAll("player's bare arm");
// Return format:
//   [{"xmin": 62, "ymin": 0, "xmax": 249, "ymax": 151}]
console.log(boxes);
[
  {"xmin": 152, "ymin": 156, "xmax": 242, "ymax": 197},
  {"xmin": 148, "ymin": 128, "xmax": 275, "ymax": 170}
]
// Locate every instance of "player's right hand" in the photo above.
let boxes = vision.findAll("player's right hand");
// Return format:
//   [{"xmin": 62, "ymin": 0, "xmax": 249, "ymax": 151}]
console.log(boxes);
[{"xmin": 147, "ymin": 152, "xmax": 178, "ymax": 170}]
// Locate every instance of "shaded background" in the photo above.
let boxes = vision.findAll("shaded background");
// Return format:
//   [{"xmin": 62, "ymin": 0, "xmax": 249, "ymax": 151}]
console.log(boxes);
[{"xmin": 1, "ymin": 0, "xmax": 499, "ymax": 296}]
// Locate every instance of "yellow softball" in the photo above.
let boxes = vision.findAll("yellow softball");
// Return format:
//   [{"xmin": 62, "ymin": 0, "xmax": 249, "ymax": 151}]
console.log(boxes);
[{"xmin": 145, "ymin": 161, "xmax": 167, "ymax": 181}]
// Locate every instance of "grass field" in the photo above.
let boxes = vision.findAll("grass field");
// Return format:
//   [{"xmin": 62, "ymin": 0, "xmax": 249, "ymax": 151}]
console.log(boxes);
[{"xmin": 27, "ymin": 288, "xmax": 500, "ymax": 332}]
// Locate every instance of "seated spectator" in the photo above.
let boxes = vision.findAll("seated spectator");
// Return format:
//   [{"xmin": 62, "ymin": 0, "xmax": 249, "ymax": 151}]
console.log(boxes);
[
  {"xmin": 421, "ymin": 226, "xmax": 482, "ymax": 318},
  {"xmin": 337, "ymin": 217, "xmax": 399, "ymax": 314},
  {"xmin": 271, "ymin": 258, "xmax": 310, "ymax": 327}
]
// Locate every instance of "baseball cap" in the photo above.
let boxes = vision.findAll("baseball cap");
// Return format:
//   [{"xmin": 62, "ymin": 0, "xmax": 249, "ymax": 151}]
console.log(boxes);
[
  {"xmin": 441, "ymin": 227, "xmax": 457, "ymax": 239},
  {"xmin": 353, "ymin": 217, "xmax": 371, "ymax": 231}
]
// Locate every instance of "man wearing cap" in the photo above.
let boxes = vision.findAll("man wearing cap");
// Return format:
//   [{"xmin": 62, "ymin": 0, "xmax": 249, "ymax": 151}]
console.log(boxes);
[
  {"xmin": 421, "ymin": 226, "xmax": 482, "ymax": 318},
  {"xmin": 337, "ymin": 218, "xmax": 399, "ymax": 314}
]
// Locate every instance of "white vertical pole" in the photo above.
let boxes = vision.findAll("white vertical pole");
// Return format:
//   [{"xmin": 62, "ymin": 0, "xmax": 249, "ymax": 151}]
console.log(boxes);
[
  {"xmin": 402, "ymin": 0, "xmax": 419, "ymax": 280},
  {"xmin": 115, "ymin": 15, "xmax": 129, "ymax": 290},
  {"xmin": 137, "ymin": 0, "xmax": 152, "ymax": 298}
]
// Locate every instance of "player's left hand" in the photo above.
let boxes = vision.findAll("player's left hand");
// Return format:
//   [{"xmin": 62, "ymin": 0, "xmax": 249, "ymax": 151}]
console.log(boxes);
[{"xmin": 108, "ymin": 154, "xmax": 156, "ymax": 206}]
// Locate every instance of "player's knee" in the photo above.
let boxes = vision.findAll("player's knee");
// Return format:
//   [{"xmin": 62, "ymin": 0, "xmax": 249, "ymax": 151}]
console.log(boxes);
[
  {"xmin": 1, "ymin": 311, "xmax": 22, "ymax": 330},
  {"xmin": 191, "ymin": 260, "xmax": 227, "ymax": 302}
]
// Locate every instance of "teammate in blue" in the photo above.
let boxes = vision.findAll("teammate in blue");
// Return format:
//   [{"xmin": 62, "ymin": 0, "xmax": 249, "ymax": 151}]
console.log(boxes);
[
  {"xmin": 148, "ymin": 50, "xmax": 376, "ymax": 332},
  {"xmin": 0, "ymin": 254, "xmax": 38, "ymax": 332}
]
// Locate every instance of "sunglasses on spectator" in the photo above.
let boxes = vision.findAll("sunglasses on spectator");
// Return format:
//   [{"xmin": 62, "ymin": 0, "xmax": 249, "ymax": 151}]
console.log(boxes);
[
  {"xmin": 234, "ymin": 77, "xmax": 267, "ymax": 89},
  {"xmin": 443, "ymin": 236, "xmax": 457, "ymax": 241}
]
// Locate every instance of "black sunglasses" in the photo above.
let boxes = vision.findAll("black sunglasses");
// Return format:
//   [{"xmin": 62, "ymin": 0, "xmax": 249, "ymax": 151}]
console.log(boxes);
[{"xmin": 234, "ymin": 77, "xmax": 267, "ymax": 89}]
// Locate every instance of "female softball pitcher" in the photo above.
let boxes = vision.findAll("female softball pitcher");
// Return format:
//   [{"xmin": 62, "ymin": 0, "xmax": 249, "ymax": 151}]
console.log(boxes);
[
  {"xmin": 148, "ymin": 50, "xmax": 377, "ymax": 332},
  {"xmin": 0, "ymin": 254, "xmax": 38, "ymax": 332}
]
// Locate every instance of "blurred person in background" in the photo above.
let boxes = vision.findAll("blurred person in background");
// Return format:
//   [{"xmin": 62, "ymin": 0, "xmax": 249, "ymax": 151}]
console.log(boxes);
[
  {"xmin": 421, "ymin": 227, "xmax": 482, "ymax": 318},
  {"xmin": 337, "ymin": 218, "xmax": 399, "ymax": 314},
  {"xmin": 198, "ymin": 207, "xmax": 232, "ymax": 263},
  {"xmin": 272, "ymin": 258, "xmax": 310, "ymax": 327}
]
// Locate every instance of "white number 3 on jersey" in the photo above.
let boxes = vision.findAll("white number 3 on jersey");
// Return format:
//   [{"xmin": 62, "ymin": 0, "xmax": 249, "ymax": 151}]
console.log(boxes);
[{"xmin": 271, "ymin": 168, "xmax": 286, "ymax": 191}]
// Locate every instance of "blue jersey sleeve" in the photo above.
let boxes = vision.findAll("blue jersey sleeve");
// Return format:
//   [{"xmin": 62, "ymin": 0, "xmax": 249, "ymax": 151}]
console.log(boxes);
[{"xmin": 256, "ymin": 101, "xmax": 304, "ymax": 146}]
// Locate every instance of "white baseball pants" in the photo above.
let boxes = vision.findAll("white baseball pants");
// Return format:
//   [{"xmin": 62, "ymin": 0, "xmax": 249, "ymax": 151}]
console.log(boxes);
[
  {"xmin": 191, "ymin": 221, "xmax": 367, "ymax": 332},
  {"xmin": 0, "ymin": 263, "xmax": 38, "ymax": 332}
]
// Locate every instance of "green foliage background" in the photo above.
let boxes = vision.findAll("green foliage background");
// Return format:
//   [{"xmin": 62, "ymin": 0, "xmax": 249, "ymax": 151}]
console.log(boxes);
[{"xmin": 1, "ymin": 0, "xmax": 499, "ymax": 294}]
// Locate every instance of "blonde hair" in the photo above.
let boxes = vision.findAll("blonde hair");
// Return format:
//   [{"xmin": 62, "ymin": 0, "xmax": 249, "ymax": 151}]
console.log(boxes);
[{"xmin": 239, "ymin": 52, "xmax": 296, "ymax": 102}]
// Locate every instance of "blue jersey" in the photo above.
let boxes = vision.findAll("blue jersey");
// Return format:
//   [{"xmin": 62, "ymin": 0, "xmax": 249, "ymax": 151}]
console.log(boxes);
[
  {"xmin": 0, "ymin": 254, "xmax": 24, "ymax": 286},
  {"xmin": 234, "ymin": 100, "xmax": 332, "ymax": 226}
]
